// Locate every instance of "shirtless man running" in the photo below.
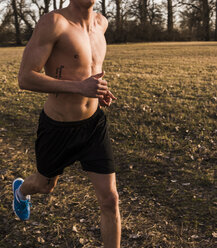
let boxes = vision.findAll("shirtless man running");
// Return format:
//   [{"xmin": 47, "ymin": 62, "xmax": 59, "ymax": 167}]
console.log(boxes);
[{"xmin": 12, "ymin": 1, "xmax": 121, "ymax": 247}]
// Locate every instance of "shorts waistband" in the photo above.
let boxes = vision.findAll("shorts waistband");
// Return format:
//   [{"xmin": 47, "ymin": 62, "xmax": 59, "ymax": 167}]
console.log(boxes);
[{"xmin": 40, "ymin": 106, "xmax": 102, "ymax": 127}]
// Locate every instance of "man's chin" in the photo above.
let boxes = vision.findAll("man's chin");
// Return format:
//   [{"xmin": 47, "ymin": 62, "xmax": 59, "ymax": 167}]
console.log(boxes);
[{"xmin": 80, "ymin": 0, "xmax": 96, "ymax": 8}]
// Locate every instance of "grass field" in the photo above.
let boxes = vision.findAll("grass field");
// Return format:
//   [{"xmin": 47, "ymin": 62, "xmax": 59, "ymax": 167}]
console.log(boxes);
[{"xmin": 0, "ymin": 42, "xmax": 216, "ymax": 248}]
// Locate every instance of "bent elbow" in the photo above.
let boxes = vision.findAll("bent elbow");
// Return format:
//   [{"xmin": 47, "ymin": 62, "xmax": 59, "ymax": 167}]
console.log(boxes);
[
  {"xmin": 18, "ymin": 73, "xmax": 27, "ymax": 90},
  {"xmin": 18, "ymin": 81, "xmax": 25, "ymax": 90}
]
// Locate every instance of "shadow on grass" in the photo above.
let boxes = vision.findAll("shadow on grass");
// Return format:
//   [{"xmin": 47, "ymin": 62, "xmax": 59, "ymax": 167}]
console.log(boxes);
[
  {"xmin": 0, "ymin": 102, "xmax": 216, "ymax": 247},
  {"xmin": 115, "ymin": 149, "xmax": 216, "ymax": 239}
]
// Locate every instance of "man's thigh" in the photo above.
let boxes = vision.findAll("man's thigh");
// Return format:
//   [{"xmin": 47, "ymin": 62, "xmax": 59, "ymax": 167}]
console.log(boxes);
[{"xmin": 87, "ymin": 171, "xmax": 118, "ymax": 202}]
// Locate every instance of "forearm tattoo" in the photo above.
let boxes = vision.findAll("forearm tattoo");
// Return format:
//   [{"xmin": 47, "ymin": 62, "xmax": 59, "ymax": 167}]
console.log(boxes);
[{"xmin": 55, "ymin": 65, "xmax": 64, "ymax": 97}]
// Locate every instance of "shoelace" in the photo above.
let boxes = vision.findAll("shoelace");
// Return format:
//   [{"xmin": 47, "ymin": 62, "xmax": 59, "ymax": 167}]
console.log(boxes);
[{"xmin": 17, "ymin": 200, "xmax": 32, "ymax": 214}]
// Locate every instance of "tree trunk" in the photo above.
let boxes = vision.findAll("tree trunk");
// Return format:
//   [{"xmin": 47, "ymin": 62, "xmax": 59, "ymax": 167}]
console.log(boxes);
[
  {"xmin": 101, "ymin": 0, "xmax": 106, "ymax": 17},
  {"xmin": 44, "ymin": 0, "xmax": 50, "ymax": 13},
  {"xmin": 201, "ymin": 0, "xmax": 210, "ymax": 41},
  {"xmin": 11, "ymin": 0, "xmax": 22, "ymax": 45},
  {"xmin": 140, "ymin": 0, "xmax": 148, "ymax": 26},
  {"xmin": 215, "ymin": 0, "xmax": 217, "ymax": 40},
  {"xmin": 115, "ymin": 0, "xmax": 121, "ymax": 41},
  {"xmin": 167, "ymin": 0, "xmax": 173, "ymax": 40},
  {"xmin": 53, "ymin": 0, "xmax": 57, "ymax": 10},
  {"xmin": 18, "ymin": 11, "xmax": 33, "ymax": 39},
  {"xmin": 59, "ymin": 0, "xmax": 64, "ymax": 9}
]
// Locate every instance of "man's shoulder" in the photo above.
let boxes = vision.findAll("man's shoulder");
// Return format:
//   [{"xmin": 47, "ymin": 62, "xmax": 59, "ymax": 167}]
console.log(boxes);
[
  {"xmin": 95, "ymin": 12, "xmax": 108, "ymax": 33},
  {"xmin": 36, "ymin": 11, "xmax": 68, "ymax": 34},
  {"xmin": 30, "ymin": 10, "xmax": 68, "ymax": 44}
]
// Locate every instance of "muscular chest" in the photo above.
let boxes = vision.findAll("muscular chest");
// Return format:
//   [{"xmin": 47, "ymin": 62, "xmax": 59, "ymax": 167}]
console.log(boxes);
[{"xmin": 52, "ymin": 26, "xmax": 106, "ymax": 70}]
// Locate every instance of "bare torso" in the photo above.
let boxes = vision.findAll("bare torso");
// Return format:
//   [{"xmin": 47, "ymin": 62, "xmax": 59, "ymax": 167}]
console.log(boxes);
[{"xmin": 43, "ymin": 9, "xmax": 107, "ymax": 121}]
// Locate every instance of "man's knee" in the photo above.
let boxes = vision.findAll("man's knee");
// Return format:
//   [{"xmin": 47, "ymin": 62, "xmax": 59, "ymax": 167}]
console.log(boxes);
[
  {"xmin": 33, "ymin": 174, "xmax": 57, "ymax": 194},
  {"xmin": 100, "ymin": 191, "xmax": 119, "ymax": 214},
  {"xmin": 39, "ymin": 184, "xmax": 55, "ymax": 194}
]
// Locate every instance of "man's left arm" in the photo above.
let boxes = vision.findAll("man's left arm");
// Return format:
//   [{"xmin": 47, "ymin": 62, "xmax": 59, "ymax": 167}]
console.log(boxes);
[{"xmin": 97, "ymin": 14, "xmax": 117, "ymax": 107}]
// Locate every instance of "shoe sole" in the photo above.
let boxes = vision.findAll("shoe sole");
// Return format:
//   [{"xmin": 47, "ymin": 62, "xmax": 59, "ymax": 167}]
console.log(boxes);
[{"xmin": 12, "ymin": 178, "xmax": 27, "ymax": 220}]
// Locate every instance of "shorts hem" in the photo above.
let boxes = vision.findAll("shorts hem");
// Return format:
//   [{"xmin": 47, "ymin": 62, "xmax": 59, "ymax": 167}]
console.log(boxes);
[
  {"xmin": 83, "ymin": 168, "xmax": 115, "ymax": 174},
  {"xmin": 81, "ymin": 159, "xmax": 115, "ymax": 174},
  {"xmin": 37, "ymin": 167, "xmax": 65, "ymax": 178}
]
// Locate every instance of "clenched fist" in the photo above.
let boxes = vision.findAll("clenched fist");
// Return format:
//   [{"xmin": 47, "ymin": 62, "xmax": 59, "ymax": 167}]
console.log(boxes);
[
  {"xmin": 80, "ymin": 71, "xmax": 108, "ymax": 98},
  {"xmin": 99, "ymin": 90, "xmax": 117, "ymax": 107}
]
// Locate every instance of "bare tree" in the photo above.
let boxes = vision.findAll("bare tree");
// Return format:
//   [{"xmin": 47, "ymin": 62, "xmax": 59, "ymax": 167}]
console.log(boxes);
[
  {"xmin": 167, "ymin": 0, "xmax": 173, "ymax": 39},
  {"xmin": 44, "ymin": 0, "xmax": 51, "ymax": 13},
  {"xmin": 201, "ymin": 0, "xmax": 210, "ymax": 40},
  {"xmin": 0, "ymin": 9, "xmax": 13, "ymax": 29},
  {"xmin": 17, "ymin": 0, "xmax": 35, "ymax": 39},
  {"xmin": 178, "ymin": 0, "xmax": 211, "ymax": 40},
  {"xmin": 59, "ymin": 0, "xmax": 66, "ymax": 9},
  {"xmin": 215, "ymin": 0, "xmax": 217, "ymax": 40},
  {"xmin": 53, "ymin": 0, "xmax": 57, "ymax": 9},
  {"xmin": 11, "ymin": 0, "xmax": 22, "ymax": 45},
  {"xmin": 114, "ymin": 0, "xmax": 121, "ymax": 41},
  {"xmin": 115, "ymin": 0, "xmax": 121, "ymax": 32},
  {"xmin": 139, "ymin": 0, "xmax": 148, "ymax": 26},
  {"xmin": 32, "ymin": 0, "xmax": 53, "ymax": 17},
  {"xmin": 148, "ymin": 0, "xmax": 164, "ymax": 27},
  {"xmin": 100, "ymin": 0, "xmax": 107, "ymax": 17},
  {"xmin": 1, "ymin": 0, "xmax": 216, "ymax": 44}
]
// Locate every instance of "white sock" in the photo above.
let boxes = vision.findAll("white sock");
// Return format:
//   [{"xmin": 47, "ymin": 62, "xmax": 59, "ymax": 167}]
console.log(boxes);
[{"xmin": 16, "ymin": 186, "xmax": 27, "ymax": 201}]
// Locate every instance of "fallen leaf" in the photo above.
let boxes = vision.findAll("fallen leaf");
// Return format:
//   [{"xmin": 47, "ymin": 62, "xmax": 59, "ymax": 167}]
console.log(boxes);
[
  {"xmin": 191, "ymin": 235, "xmax": 199, "ymax": 239},
  {"xmin": 182, "ymin": 183, "xmax": 190, "ymax": 186},
  {"xmin": 175, "ymin": 126, "xmax": 179, "ymax": 131},
  {"xmin": 72, "ymin": 225, "xmax": 78, "ymax": 232},
  {"xmin": 171, "ymin": 180, "xmax": 177, "ymax": 183},
  {"xmin": 37, "ymin": 237, "xmax": 45, "ymax": 243},
  {"xmin": 129, "ymin": 234, "xmax": 141, "ymax": 239},
  {"xmin": 79, "ymin": 238, "xmax": 85, "ymax": 244}
]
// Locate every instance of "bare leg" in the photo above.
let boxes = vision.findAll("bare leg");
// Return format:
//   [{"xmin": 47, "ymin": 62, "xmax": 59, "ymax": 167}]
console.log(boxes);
[
  {"xmin": 20, "ymin": 172, "xmax": 59, "ymax": 196},
  {"xmin": 87, "ymin": 172, "xmax": 121, "ymax": 248}
]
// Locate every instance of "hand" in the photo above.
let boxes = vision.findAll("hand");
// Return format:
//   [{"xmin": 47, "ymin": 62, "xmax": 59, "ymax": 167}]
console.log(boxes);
[
  {"xmin": 99, "ymin": 90, "xmax": 117, "ymax": 107},
  {"xmin": 80, "ymin": 71, "xmax": 108, "ymax": 99}
]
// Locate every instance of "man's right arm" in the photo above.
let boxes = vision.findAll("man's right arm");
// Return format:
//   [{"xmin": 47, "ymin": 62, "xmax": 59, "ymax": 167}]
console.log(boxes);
[{"xmin": 18, "ymin": 13, "xmax": 108, "ymax": 98}]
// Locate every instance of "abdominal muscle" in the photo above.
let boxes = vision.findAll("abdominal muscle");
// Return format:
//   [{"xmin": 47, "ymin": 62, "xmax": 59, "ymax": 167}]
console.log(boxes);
[
  {"xmin": 42, "ymin": 36, "xmax": 104, "ymax": 122},
  {"xmin": 43, "ymin": 74, "xmax": 99, "ymax": 122},
  {"xmin": 44, "ymin": 94, "xmax": 99, "ymax": 122}
]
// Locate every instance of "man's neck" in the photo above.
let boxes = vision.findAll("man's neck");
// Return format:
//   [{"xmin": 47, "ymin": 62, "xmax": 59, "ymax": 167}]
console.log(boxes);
[{"xmin": 67, "ymin": 2, "xmax": 94, "ymax": 32}]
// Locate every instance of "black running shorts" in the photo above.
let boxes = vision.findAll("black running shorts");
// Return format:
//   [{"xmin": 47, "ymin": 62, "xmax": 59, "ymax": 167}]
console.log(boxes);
[{"xmin": 35, "ymin": 107, "xmax": 115, "ymax": 178}]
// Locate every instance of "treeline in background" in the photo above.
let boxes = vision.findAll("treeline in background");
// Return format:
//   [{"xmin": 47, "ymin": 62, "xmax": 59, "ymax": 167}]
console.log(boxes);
[{"xmin": 0, "ymin": 0, "xmax": 217, "ymax": 45}]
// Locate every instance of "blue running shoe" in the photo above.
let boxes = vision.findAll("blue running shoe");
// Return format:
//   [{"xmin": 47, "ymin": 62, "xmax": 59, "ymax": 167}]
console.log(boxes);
[{"xmin": 12, "ymin": 178, "xmax": 31, "ymax": 221}]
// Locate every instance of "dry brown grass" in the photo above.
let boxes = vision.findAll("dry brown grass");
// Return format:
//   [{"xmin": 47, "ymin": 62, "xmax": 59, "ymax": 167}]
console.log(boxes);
[{"xmin": 0, "ymin": 42, "xmax": 216, "ymax": 247}]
